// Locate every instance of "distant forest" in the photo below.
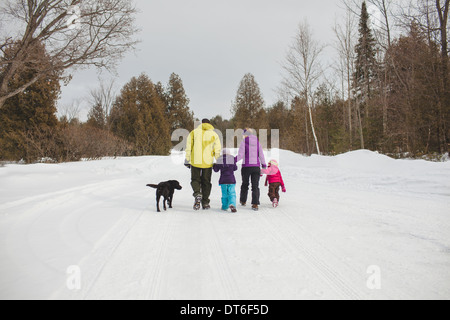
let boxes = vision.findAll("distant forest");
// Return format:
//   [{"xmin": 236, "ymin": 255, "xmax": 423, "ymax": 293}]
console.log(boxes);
[{"xmin": 1, "ymin": 0, "xmax": 448, "ymax": 163}]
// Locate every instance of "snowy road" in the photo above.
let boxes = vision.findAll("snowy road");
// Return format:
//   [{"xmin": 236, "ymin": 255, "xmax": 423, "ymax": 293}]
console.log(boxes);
[{"xmin": 0, "ymin": 150, "xmax": 449, "ymax": 300}]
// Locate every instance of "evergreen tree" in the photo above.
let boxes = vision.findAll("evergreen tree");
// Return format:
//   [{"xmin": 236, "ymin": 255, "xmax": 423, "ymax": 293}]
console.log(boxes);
[
  {"xmin": 165, "ymin": 73, "xmax": 194, "ymax": 132},
  {"xmin": 211, "ymin": 115, "xmax": 232, "ymax": 135},
  {"xmin": 86, "ymin": 103, "xmax": 106, "ymax": 130},
  {"xmin": 231, "ymin": 73, "xmax": 267, "ymax": 130},
  {"xmin": 0, "ymin": 41, "xmax": 60, "ymax": 162},
  {"xmin": 154, "ymin": 82, "xmax": 166, "ymax": 107},
  {"xmin": 354, "ymin": 1, "xmax": 378, "ymax": 101},
  {"xmin": 266, "ymin": 101, "xmax": 289, "ymax": 149},
  {"xmin": 267, "ymin": 101, "xmax": 288, "ymax": 130},
  {"xmin": 353, "ymin": 1, "xmax": 379, "ymax": 149},
  {"xmin": 110, "ymin": 74, "xmax": 171, "ymax": 155}
]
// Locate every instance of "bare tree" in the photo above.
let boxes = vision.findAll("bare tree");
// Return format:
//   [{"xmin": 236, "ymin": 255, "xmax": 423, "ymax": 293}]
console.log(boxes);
[
  {"xmin": 367, "ymin": 0, "xmax": 396, "ymax": 137},
  {"xmin": 334, "ymin": 8, "xmax": 357, "ymax": 149},
  {"xmin": 436, "ymin": 0, "xmax": 449, "ymax": 88},
  {"xmin": 89, "ymin": 77, "xmax": 117, "ymax": 130},
  {"xmin": 402, "ymin": 0, "xmax": 449, "ymax": 152},
  {"xmin": 281, "ymin": 20, "xmax": 324, "ymax": 155},
  {"xmin": 436, "ymin": 0, "xmax": 449, "ymax": 153},
  {"xmin": 59, "ymin": 98, "xmax": 83, "ymax": 123},
  {"xmin": 0, "ymin": 0, "xmax": 139, "ymax": 109}
]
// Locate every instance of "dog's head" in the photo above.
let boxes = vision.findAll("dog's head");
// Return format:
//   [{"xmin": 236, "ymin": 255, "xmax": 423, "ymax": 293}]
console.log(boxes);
[{"xmin": 169, "ymin": 180, "xmax": 182, "ymax": 190}]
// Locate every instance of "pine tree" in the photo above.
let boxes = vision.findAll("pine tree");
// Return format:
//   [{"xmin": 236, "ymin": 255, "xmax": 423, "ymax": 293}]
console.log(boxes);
[
  {"xmin": 354, "ymin": 1, "xmax": 378, "ymax": 102},
  {"xmin": 266, "ymin": 101, "xmax": 290, "ymax": 149},
  {"xmin": 353, "ymin": 1, "xmax": 379, "ymax": 149},
  {"xmin": 165, "ymin": 73, "xmax": 194, "ymax": 132},
  {"xmin": 0, "ymin": 41, "xmax": 60, "ymax": 162},
  {"xmin": 110, "ymin": 74, "xmax": 171, "ymax": 155},
  {"xmin": 87, "ymin": 103, "xmax": 106, "ymax": 130},
  {"xmin": 231, "ymin": 73, "xmax": 267, "ymax": 130},
  {"xmin": 211, "ymin": 115, "xmax": 232, "ymax": 135}
]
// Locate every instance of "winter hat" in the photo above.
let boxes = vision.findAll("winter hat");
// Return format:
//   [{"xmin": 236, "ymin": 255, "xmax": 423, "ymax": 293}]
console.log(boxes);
[
  {"xmin": 268, "ymin": 159, "xmax": 279, "ymax": 167},
  {"xmin": 202, "ymin": 118, "xmax": 211, "ymax": 124}
]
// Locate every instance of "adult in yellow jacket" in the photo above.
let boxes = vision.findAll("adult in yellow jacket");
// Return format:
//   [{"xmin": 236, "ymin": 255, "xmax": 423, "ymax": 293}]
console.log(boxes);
[{"xmin": 185, "ymin": 119, "xmax": 222, "ymax": 210}]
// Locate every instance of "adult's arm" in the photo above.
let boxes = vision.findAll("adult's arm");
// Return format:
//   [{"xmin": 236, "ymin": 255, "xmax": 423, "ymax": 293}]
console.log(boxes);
[
  {"xmin": 185, "ymin": 131, "xmax": 193, "ymax": 163},
  {"xmin": 261, "ymin": 166, "xmax": 278, "ymax": 176},
  {"xmin": 213, "ymin": 133, "xmax": 222, "ymax": 161},
  {"xmin": 258, "ymin": 140, "xmax": 267, "ymax": 168},
  {"xmin": 235, "ymin": 139, "xmax": 246, "ymax": 163}
]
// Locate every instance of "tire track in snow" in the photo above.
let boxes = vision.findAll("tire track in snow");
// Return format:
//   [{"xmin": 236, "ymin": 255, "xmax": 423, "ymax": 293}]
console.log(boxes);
[
  {"xmin": 3, "ymin": 182, "xmax": 141, "ymax": 299},
  {"xmin": 81, "ymin": 207, "xmax": 146, "ymax": 300},
  {"xmin": 0, "ymin": 181, "xmax": 116, "ymax": 213},
  {"xmin": 144, "ymin": 213, "xmax": 175, "ymax": 300},
  {"xmin": 49, "ymin": 190, "xmax": 147, "ymax": 300},
  {"xmin": 258, "ymin": 205, "xmax": 365, "ymax": 300},
  {"xmin": 43, "ymin": 182, "xmax": 149, "ymax": 299},
  {"xmin": 206, "ymin": 214, "xmax": 241, "ymax": 299}
]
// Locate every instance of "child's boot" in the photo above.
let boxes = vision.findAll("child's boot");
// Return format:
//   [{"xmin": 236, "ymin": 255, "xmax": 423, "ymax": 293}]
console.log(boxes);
[{"xmin": 272, "ymin": 198, "xmax": 278, "ymax": 208}]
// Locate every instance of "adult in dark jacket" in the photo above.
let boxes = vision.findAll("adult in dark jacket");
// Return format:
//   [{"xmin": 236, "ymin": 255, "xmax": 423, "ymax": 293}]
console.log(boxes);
[
  {"xmin": 235, "ymin": 128, "xmax": 266, "ymax": 211},
  {"xmin": 213, "ymin": 149, "xmax": 238, "ymax": 212}
]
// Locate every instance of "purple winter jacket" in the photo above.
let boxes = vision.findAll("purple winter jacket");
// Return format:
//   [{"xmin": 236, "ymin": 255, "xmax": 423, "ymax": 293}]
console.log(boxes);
[
  {"xmin": 235, "ymin": 135, "xmax": 267, "ymax": 168},
  {"xmin": 213, "ymin": 154, "xmax": 238, "ymax": 185}
]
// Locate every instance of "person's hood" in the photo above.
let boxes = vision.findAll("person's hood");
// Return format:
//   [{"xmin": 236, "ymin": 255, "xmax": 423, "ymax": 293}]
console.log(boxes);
[
  {"xmin": 220, "ymin": 154, "xmax": 236, "ymax": 165},
  {"xmin": 269, "ymin": 159, "xmax": 279, "ymax": 167},
  {"xmin": 200, "ymin": 123, "xmax": 214, "ymax": 131}
]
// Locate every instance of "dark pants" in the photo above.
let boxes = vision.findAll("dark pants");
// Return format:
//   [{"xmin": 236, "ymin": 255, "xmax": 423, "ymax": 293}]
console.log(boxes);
[
  {"xmin": 191, "ymin": 166, "xmax": 213, "ymax": 206},
  {"xmin": 268, "ymin": 182, "xmax": 281, "ymax": 202},
  {"xmin": 240, "ymin": 167, "xmax": 261, "ymax": 205}
]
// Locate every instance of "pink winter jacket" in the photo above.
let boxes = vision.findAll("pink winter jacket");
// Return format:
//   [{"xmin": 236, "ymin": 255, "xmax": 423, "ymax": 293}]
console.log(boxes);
[{"xmin": 262, "ymin": 165, "xmax": 285, "ymax": 188}]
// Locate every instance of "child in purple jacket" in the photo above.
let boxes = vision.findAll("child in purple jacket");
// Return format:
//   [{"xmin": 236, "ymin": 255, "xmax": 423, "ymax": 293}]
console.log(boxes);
[{"xmin": 213, "ymin": 149, "xmax": 238, "ymax": 212}]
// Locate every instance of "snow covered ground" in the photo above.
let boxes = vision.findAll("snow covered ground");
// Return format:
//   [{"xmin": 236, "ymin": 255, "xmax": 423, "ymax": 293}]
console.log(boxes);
[{"xmin": 0, "ymin": 149, "xmax": 449, "ymax": 300}]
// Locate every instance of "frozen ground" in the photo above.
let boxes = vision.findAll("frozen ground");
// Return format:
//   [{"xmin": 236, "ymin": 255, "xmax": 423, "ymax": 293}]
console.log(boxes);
[{"xmin": 0, "ymin": 149, "xmax": 449, "ymax": 300}]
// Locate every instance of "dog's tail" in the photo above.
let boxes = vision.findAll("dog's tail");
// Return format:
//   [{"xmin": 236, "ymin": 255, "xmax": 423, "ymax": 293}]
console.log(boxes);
[{"xmin": 147, "ymin": 184, "xmax": 159, "ymax": 189}]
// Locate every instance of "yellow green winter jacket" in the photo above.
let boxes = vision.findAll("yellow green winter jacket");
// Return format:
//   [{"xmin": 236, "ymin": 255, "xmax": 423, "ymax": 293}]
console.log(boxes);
[{"xmin": 186, "ymin": 123, "xmax": 222, "ymax": 169}]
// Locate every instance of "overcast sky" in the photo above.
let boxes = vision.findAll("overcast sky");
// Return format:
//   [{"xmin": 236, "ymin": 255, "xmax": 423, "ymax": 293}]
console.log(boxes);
[{"xmin": 59, "ymin": 0, "xmax": 344, "ymax": 121}]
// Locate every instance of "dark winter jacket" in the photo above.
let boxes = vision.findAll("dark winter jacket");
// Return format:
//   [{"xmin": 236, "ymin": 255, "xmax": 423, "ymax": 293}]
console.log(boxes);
[
  {"xmin": 213, "ymin": 154, "xmax": 238, "ymax": 185},
  {"xmin": 235, "ymin": 135, "xmax": 266, "ymax": 168}
]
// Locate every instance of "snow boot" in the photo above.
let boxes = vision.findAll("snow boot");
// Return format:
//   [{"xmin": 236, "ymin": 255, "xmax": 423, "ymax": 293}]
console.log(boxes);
[
  {"xmin": 193, "ymin": 195, "xmax": 202, "ymax": 211},
  {"xmin": 252, "ymin": 204, "xmax": 259, "ymax": 211},
  {"xmin": 272, "ymin": 198, "xmax": 279, "ymax": 208},
  {"xmin": 202, "ymin": 204, "xmax": 211, "ymax": 210},
  {"xmin": 229, "ymin": 205, "xmax": 237, "ymax": 213}
]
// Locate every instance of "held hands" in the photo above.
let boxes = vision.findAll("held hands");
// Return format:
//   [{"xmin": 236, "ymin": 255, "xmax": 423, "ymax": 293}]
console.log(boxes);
[{"xmin": 184, "ymin": 160, "xmax": 191, "ymax": 169}]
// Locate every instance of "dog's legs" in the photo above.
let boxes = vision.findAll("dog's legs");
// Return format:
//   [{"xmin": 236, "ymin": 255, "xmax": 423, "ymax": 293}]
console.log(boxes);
[
  {"xmin": 169, "ymin": 192, "xmax": 174, "ymax": 209},
  {"xmin": 163, "ymin": 198, "xmax": 167, "ymax": 211},
  {"xmin": 156, "ymin": 194, "xmax": 161, "ymax": 212}
]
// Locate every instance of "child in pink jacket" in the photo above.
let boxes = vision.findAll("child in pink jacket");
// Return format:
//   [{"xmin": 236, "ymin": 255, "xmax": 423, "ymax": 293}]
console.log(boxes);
[{"xmin": 261, "ymin": 160, "xmax": 286, "ymax": 208}]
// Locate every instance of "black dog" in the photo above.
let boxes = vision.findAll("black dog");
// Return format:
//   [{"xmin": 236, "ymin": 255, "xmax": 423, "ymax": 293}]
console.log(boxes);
[{"xmin": 147, "ymin": 180, "xmax": 182, "ymax": 212}]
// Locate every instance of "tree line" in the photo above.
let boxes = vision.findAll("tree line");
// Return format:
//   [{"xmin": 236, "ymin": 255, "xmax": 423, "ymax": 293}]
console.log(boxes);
[
  {"xmin": 1, "ymin": 0, "xmax": 448, "ymax": 163},
  {"xmin": 0, "ymin": 70, "xmax": 195, "ymax": 162},
  {"xmin": 228, "ymin": 0, "xmax": 449, "ymax": 158}
]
